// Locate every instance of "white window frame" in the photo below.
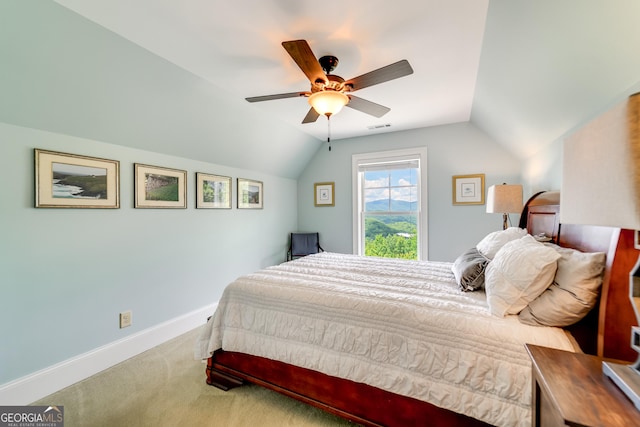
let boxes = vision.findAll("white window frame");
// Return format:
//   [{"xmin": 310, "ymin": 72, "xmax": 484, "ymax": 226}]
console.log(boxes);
[{"xmin": 352, "ymin": 147, "xmax": 428, "ymax": 260}]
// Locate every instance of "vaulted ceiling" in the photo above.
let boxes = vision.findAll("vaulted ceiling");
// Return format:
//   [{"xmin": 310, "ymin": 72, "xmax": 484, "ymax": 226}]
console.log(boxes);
[
  {"xmin": 54, "ymin": 0, "xmax": 489, "ymax": 144},
  {"xmin": 3, "ymin": 1, "xmax": 640, "ymax": 178}
]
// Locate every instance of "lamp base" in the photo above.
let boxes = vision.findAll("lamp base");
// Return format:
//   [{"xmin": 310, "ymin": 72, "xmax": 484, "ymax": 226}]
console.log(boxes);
[{"xmin": 603, "ymin": 361, "xmax": 640, "ymax": 411}]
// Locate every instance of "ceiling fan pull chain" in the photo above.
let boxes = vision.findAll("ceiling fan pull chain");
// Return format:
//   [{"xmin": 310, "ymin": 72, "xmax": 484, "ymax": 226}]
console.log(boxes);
[{"xmin": 327, "ymin": 116, "xmax": 332, "ymax": 151}]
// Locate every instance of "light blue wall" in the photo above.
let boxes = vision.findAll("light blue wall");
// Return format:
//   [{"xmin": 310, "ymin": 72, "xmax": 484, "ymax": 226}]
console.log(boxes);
[
  {"xmin": 297, "ymin": 122, "xmax": 524, "ymax": 262},
  {"xmin": 523, "ymin": 81, "xmax": 640, "ymax": 191},
  {"xmin": 0, "ymin": 122, "xmax": 297, "ymax": 384}
]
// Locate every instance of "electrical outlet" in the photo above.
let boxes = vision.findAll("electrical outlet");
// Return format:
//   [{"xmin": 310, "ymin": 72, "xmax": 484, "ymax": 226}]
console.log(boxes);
[{"xmin": 119, "ymin": 311, "xmax": 132, "ymax": 328}]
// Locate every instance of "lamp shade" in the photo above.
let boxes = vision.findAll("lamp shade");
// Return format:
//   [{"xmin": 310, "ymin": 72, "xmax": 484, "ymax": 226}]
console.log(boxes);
[
  {"xmin": 308, "ymin": 91, "xmax": 349, "ymax": 117},
  {"xmin": 486, "ymin": 184, "xmax": 523, "ymax": 214},
  {"xmin": 561, "ymin": 92, "xmax": 640, "ymax": 230}
]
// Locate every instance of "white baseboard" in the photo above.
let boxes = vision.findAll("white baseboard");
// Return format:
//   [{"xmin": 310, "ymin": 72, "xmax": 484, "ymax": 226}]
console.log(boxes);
[{"xmin": 0, "ymin": 304, "xmax": 217, "ymax": 405}]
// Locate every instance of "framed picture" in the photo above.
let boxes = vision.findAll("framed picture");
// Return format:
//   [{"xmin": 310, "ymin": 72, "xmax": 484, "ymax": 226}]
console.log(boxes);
[
  {"xmin": 35, "ymin": 149, "xmax": 120, "ymax": 208},
  {"xmin": 134, "ymin": 163, "xmax": 187, "ymax": 208},
  {"xmin": 237, "ymin": 178, "xmax": 263, "ymax": 209},
  {"xmin": 314, "ymin": 182, "xmax": 335, "ymax": 207},
  {"xmin": 196, "ymin": 173, "xmax": 231, "ymax": 209},
  {"xmin": 452, "ymin": 174, "xmax": 485, "ymax": 205}
]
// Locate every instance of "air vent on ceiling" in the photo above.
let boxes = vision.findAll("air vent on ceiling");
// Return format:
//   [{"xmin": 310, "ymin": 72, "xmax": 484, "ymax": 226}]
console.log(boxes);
[{"xmin": 367, "ymin": 124, "xmax": 391, "ymax": 130}]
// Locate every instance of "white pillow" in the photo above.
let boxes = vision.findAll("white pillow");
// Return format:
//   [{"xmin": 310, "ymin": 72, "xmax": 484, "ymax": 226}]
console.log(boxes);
[
  {"xmin": 518, "ymin": 245, "xmax": 606, "ymax": 327},
  {"xmin": 485, "ymin": 235, "xmax": 561, "ymax": 317},
  {"xmin": 476, "ymin": 227, "xmax": 528, "ymax": 259}
]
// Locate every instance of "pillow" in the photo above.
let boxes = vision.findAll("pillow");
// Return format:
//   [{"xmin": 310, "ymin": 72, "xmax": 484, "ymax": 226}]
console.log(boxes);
[
  {"xmin": 485, "ymin": 235, "xmax": 561, "ymax": 317},
  {"xmin": 476, "ymin": 227, "xmax": 528, "ymax": 259},
  {"xmin": 452, "ymin": 248, "xmax": 490, "ymax": 291},
  {"xmin": 518, "ymin": 245, "xmax": 606, "ymax": 327}
]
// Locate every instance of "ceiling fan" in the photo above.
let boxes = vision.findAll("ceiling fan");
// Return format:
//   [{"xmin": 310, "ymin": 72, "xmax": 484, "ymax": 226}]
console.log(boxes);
[{"xmin": 246, "ymin": 39, "xmax": 414, "ymax": 124}]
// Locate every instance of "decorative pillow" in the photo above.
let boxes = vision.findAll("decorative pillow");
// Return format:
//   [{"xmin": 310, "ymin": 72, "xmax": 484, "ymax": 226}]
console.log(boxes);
[
  {"xmin": 518, "ymin": 245, "xmax": 606, "ymax": 327},
  {"xmin": 452, "ymin": 248, "xmax": 490, "ymax": 291},
  {"xmin": 485, "ymin": 235, "xmax": 561, "ymax": 317},
  {"xmin": 476, "ymin": 227, "xmax": 528, "ymax": 260}
]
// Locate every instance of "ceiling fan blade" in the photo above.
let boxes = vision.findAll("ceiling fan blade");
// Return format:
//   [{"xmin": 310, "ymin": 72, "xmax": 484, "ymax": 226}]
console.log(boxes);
[
  {"xmin": 302, "ymin": 107, "xmax": 320, "ymax": 124},
  {"xmin": 282, "ymin": 40, "xmax": 327, "ymax": 85},
  {"xmin": 345, "ymin": 60, "xmax": 413, "ymax": 91},
  {"xmin": 246, "ymin": 92, "xmax": 307, "ymax": 103},
  {"xmin": 346, "ymin": 95, "xmax": 391, "ymax": 118}
]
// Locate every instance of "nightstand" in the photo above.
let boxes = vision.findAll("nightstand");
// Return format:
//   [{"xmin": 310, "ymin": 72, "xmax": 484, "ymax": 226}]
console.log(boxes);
[{"xmin": 526, "ymin": 344, "xmax": 640, "ymax": 426}]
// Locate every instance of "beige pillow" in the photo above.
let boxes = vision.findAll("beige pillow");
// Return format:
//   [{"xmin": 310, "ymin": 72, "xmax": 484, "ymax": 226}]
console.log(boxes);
[
  {"xmin": 518, "ymin": 245, "xmax": 606, "ymax": 327},
  {"xmin": 485, "ymin": 235, "xmax": 561, "ymax": 317},
  {"xmin": 476, "ymin": 227, "xmax": 528, "ymax": 260}
]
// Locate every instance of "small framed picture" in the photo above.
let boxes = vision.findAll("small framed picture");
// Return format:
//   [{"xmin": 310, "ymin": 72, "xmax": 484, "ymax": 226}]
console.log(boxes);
[
  {"xmin": 35, "ymin": 149, "xmax": 120, "ymax": 208},
  {"xmin": 196, "ymin": 173, "xmax": 231, "ymax": 209},
  {"xmin": 237, "ymin": 178, "xmax": 263, "ymax": 209},
  {"xmin": 452, "ymin": 174, "xmax": 485, "ymax": 205},
  {"xmin": 314, "ymin": 182, "xmax": 335, "ymax": 207},
  {"xmin": 134, "ymin": 163, "xmax": 187, "ymax": 208}
]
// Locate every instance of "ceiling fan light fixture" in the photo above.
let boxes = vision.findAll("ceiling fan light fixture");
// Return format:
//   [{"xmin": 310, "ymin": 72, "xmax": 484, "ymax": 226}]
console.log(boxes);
[{"xmin": 308, "ymin": 91, "xmax": 349, "ymax": 117}]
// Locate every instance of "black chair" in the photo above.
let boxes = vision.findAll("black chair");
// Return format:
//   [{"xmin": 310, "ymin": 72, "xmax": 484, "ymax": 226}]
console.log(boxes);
[{"xmin": 287, "ymin": 232, "xmax": 324, "ymax": 261}]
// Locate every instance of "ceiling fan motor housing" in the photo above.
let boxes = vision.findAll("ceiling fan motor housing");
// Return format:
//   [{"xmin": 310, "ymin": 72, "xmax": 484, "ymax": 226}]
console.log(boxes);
[
  {"xmin": 312, "ymin": 56, "xmax": 346, "ymax": 92},
  {"xmin": 313, "ymin": 74, "xmax": 346, "ymax": 93},
  {"xmin": 319, "ymin": 55, "xmax": 339, "ymax": 74}
]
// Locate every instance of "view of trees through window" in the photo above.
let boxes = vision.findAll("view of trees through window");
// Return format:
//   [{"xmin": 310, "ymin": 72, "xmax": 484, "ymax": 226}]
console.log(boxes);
[{"xmin": 363, "ymin": 167, "xmax": 418, "ymax": 260}]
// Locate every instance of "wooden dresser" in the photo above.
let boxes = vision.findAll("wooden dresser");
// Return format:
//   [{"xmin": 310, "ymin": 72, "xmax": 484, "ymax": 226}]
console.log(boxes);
[{"xmin": 526, "ymin": 344, "xmax": 640, "ymax": 426}]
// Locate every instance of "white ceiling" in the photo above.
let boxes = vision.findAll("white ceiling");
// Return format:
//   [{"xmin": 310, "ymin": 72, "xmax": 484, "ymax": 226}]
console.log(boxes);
[
  {"xmin": 33, "ymin": 1, "xmax": 640, "ymax": 167},
  {"xmin": 53, "ymin": 0, "xmax": 489, "ymax": 142}
]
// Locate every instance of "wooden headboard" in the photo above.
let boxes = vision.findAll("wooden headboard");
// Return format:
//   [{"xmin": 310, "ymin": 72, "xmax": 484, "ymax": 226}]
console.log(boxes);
[
  {"xmin": 522, "ymin": 191, "xmax": 639, "ymax": 361},
  {"xmin": 522, "ymin": 191, "xmax": 561, "ymax": 243}
]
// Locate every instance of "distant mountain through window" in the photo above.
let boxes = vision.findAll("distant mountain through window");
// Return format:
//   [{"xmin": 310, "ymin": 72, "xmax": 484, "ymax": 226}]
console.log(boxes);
[{"xmin": 365, "ymin": 199, "xmax": 417, "ymax": 211}]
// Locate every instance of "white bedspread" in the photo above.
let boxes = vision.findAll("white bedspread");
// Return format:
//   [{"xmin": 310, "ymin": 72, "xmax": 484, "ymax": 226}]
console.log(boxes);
[{"xmin": 195, "ymin": 252, "xmax": 577, "ymax": 427}]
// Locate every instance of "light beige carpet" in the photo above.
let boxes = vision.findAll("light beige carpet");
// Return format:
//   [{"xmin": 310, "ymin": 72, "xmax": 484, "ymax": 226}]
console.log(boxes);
[{"xmin": 33, "ymin": 327, "xmax": 353, "ymax": 426}]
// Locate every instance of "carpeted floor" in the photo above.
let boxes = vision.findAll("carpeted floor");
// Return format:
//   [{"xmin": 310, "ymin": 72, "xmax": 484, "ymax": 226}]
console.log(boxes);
[{"xmin": 33, "ymin": 327, "xmax": 353, "ymax": 426}]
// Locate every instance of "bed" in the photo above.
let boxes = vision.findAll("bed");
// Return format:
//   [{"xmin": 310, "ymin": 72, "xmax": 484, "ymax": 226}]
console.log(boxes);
[{"xmin": 195, "ymin": 191, "xmax": 639, "ymax": 426}]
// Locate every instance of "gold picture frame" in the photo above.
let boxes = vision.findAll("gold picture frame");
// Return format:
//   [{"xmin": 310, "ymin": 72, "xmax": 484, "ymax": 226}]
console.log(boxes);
[
  {"xmin": 452, "ymin": 174, "xmax": 485, "ymax": 205},
  {"xmin": 35, "ymin": 149, "xmax": 120, "ymax": 208},
  {"xmin": 134, "ymin": 163, "xmax": 187, "ymax": 208},
  {"xmin": 314, "ymin": 182, "xmax": 335, "ymax": 207}
]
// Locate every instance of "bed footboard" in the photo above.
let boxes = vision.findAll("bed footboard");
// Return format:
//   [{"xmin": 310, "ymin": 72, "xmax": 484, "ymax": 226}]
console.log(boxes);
[{"xmin": 207, "ymin": 350, "xmax": 489, "ymax": 427}]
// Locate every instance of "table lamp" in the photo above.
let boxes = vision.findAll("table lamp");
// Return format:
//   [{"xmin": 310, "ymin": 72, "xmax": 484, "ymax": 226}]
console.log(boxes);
[{"xmin": 486, "ymin": 183, "xmax": 523, "ymax": 230}]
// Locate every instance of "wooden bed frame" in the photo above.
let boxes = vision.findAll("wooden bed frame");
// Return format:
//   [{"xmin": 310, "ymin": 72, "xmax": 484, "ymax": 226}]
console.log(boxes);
[{"xmin": 205, "ymin": 191, "xmax": 639, "ymax": 426}]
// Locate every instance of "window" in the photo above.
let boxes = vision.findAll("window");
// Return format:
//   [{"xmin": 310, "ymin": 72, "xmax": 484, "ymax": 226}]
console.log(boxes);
[{"xmin": 352, "ymin": 148, "xmax": 428, "ymax": 260}]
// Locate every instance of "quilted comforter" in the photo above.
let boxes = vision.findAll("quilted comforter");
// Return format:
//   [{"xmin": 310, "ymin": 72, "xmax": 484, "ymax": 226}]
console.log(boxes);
[{"xmin": 195, "ymin": 252, "xmax": 577, "ymax": 427}]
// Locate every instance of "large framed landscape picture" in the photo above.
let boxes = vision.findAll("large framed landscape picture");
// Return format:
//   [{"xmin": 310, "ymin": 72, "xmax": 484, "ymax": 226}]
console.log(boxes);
[
  {"xmin": 35, "ymin": 149, "xmax": 120, "ymax": 208},
  {"xmin": 237, "ymin": 178, "xmax": 263, "ymax": 209},
  {"xmin": 196, "ymin": 173, "xmax": 231, "ymax": 209},
  {"xmin": 134, "ymin": 163, "xmax": 187, "ymax": 208}
]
